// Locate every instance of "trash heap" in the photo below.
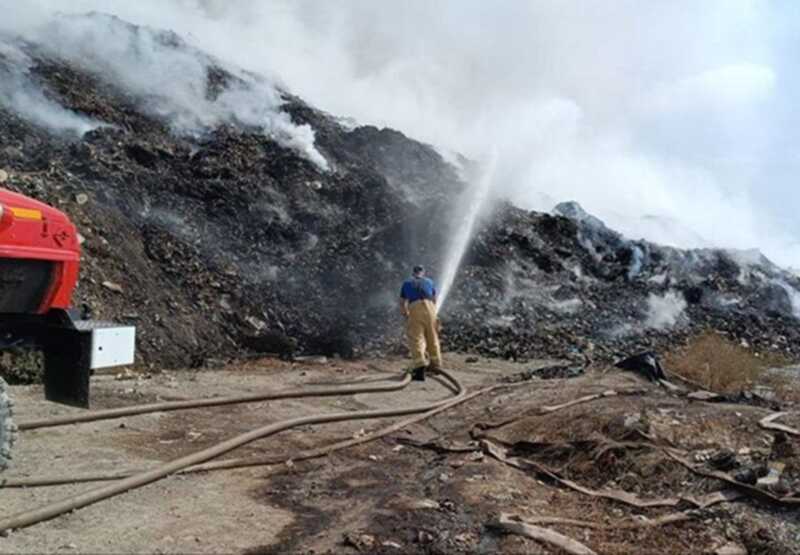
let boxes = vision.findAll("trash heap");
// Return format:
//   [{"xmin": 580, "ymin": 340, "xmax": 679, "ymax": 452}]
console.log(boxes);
[
  {"xmin": 442, "ymin": 201, "xmax": 800, "ymax": 363},
  {"xmin": 1, "ymin": 14, "xmax": 800, "ymax": 369}
]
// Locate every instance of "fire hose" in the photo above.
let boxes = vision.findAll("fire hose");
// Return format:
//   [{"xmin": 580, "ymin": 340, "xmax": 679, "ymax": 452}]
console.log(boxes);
[
  {"xmin": 0, "ymin": 369, "xmax": 464, "ymax": 534},
  {"xmin": 17, "ymin": 372, "xmax": 414, "ymax": 430}
]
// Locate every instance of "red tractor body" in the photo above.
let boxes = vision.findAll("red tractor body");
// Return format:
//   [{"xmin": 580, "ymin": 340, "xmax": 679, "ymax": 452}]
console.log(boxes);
[
  {"xmin": 0, "ymin": 188, "xmax": 80, "ymax": 313},
  {"xmin": 0, "ymin": 187, "xmax": 134, "ymax": 408}
]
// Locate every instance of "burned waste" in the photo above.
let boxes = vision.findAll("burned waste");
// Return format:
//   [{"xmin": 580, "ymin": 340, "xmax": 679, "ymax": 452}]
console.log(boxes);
[
  {"xmin": 1, "ymin": 12, "xmax": 800, "ymax": 555},
  {"xmin": 2, "ymin": 14, "xmax": 800, "ymax": 372}
]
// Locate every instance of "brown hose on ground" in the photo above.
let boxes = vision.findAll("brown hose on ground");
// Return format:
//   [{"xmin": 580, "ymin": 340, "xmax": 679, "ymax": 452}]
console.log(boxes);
[
  {"xmin": 0, "ymin": 370, "xmax": 463, "ymax": 533},
  {"xmin": 3, "ymin": 374, "xmax": 504, "ymax": 489},
  {"xmin": 18, "ymin": 373, "xmax": 412, "ymax": 431}
]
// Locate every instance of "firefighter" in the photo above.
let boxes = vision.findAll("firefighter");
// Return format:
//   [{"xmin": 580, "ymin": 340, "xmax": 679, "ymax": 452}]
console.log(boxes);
[{"xmin": 399, "ymin": 265, "xmax": 442, "ymax": 381}]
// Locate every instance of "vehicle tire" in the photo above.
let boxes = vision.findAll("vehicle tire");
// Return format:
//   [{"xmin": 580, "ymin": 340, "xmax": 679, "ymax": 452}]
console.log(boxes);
[{"xmin": 0, "ymin": 376, "xmax": 16, "ymax": 472}]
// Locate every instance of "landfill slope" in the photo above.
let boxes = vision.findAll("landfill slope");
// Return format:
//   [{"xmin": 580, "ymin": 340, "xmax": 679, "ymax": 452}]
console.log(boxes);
[{"xmin": 1, "ymin": 13, "xmax": 800, "ymax": 369}]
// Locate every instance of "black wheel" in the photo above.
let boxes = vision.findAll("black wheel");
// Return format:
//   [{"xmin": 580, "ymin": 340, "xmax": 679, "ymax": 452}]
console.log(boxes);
[{"xmin": 0, "ymin": 376, "xmax": 15, "ymax": 472}]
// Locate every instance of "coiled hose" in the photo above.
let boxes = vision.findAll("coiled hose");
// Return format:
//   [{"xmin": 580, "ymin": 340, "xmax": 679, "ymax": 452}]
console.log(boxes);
[{"xmin": 0, "ymin": 369, "xmax": 463, "ymax": 533}]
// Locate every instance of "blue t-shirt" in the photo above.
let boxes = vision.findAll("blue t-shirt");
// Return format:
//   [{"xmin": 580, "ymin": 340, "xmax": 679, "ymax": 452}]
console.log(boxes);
[{"xmin": 400, "ymin": 277, "xmax": 437, "ymax": 303}]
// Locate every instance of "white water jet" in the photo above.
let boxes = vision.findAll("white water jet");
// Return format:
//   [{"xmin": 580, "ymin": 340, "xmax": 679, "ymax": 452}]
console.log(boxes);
[{"xmin": 437, "ymin": 151, "xmax": 498, "ymax": 312}]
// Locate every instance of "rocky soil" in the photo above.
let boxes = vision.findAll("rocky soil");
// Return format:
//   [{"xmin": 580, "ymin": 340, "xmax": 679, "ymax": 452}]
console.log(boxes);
[
  {"xmin": 2, "ymin": 356, "xmax": 799, "ymax": 554},
  {"xmin": 1, "ymin": 13, "xmax": 800, "ymax": 372}
]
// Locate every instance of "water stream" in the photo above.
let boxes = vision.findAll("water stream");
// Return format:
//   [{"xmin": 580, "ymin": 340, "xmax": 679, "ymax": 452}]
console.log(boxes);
[{"xmin": 436, "ymin": 151, "xmax": 498, "ymax": 312}]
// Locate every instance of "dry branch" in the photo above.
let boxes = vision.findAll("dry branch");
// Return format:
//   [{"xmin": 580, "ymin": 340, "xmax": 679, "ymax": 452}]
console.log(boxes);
[
  {"xmin": 492, "ymin": 513, "xmax": 598, "ymax": 555},
  {"xmin": 482, "ymin": 439, "xmax": 741, "ymax": 510},
  {"xmin": 540, "ymin": 390, "xmax": 617, "ymax": 413},
  {"xmin": 519, "ymin": 511, "xmax": 695, "ymax": 530},
  {"xmin": 664, "ymin": 450, "xmax": 800, "ymax": 506},
  {"xmin": 759, "ymin": 412, "xmax": 800, "ymax": 436}
]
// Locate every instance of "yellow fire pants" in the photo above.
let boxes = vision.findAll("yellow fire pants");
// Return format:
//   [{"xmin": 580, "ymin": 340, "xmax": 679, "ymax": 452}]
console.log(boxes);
[{"xmin": 406, "ymin": 300, "xmax": 442, "ymax": 369}]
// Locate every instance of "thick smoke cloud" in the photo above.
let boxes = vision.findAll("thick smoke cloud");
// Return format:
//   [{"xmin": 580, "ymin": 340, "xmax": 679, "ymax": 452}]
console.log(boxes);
[
  {"xmin": 0, "ymin": 4, "xmax": 328, "ymax": 169},
  {"xmin": 3, "ymin": 0, "xmax": 799, "ymax": 266},
  {"xmin": 0, "ymin": 40, "xmax": 104, "ymax": 135}
]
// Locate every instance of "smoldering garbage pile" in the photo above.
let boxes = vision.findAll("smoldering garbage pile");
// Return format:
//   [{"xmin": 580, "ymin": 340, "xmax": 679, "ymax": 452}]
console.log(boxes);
[
  {"xmin": 443, "ymin": 201, "xmax": 800, "ymax": 364},
  {"xmin": 2, "ymin": 13, "xmax": 800, "ymax": 370}
]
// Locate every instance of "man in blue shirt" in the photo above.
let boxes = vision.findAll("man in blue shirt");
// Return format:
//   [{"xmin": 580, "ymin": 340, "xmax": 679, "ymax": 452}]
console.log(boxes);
[{"xmin": 399, "ymin": 265, "xmax": 442, "ymax": 381}]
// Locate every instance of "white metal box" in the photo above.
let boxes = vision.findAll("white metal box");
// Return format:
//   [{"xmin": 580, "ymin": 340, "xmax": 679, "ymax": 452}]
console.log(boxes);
[{"xmin": 74, "ymin": 321, "xmax": 136, "ymax": 369}]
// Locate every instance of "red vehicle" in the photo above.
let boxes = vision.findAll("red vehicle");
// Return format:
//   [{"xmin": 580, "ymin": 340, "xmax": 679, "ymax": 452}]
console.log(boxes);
[
  {"xmin": 0, "ymin": 187, "xmax": 135, "ymax": 470},
  {"xmin": 0, "ymin": 188, "xmax": 81, "ymax": 313}
]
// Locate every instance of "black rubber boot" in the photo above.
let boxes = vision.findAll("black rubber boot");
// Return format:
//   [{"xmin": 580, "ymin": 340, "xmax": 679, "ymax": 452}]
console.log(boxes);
[
  {"xmin": 411, "ymin": 366, "xmax": 426, "ymax": 381},
  {"xmin": 427, "ymin": 364, "xmax": 442, "ymax": 375}
]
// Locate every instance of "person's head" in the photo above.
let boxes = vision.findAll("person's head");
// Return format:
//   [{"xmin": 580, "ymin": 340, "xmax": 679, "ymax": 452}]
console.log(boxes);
[{"xmin": 412, "ymin": 265, "xmax": 425, "ymax": 278}]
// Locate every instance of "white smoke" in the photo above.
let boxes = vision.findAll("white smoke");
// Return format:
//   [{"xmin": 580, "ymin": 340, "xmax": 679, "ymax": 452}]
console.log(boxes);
[
  {"xmin": 0, "ymin": 40, "xmax": 104, "ymax": 135},
  {"xmin": 0, "ymin": 9, "xmax": 328, "ymax": 169},
  {"xmin": 156, "ymin": 0, "xmax": 799, "ymax": 268},
  {"xmin": 550, "ymin": 298, "xmax": 583, "ymax": 315},
  {"xmin": 627, "ymin": 245, "xmax": 646, "ymax": 280},
  {"xmin": 775, "ymin": 280, "xmax": 800, "ymax": 320},
  {"xmin": 645, "ymin": 290, "xmax": 687, "ymax": 329},
  {"xmin": 2, "ymin": 1, "xmax": 799, "ymax": 266}
]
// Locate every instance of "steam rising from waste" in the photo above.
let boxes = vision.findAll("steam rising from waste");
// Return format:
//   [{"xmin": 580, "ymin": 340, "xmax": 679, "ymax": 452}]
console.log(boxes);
[
  {"xmin": 437, "ymin": 151, "xmax": 497, "ymax": 312},
  {"xmin": 3, "ymin": 1, "xmax": 800, "ymax": 268},
  {"xmin": 70, "ymin": 0, "xmax": 793, "ymax": 269},
  {"xmin": 645, "ymin": 290, "xmax": 687, "ymax": 329},
  {"xmin": 775, "ymin": 280, "xmax": 800, "ymax": 319},
  {"xmin": 0, "ymin": 40, "xmax": 104, "ymax": 135},
  {"xmin": 0, "ymin": 11, "xmax": 328, "ymax": 169}
]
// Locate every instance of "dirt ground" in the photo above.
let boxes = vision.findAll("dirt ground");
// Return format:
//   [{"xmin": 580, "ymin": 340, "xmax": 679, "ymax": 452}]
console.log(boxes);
[{"xmin": 1, "ymin": 354, "xmax": 799, "ymax": 554}]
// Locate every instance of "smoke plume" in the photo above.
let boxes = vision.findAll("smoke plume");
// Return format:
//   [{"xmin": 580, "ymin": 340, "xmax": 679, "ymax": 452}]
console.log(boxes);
[
  {"xmin": 0, "ymin": 8, "xmax": 328, "ymax": 169},
  {"xmin": 645, "ymin": 291, "xmax": 687, "ymax": 330},
  {"xmin": 2, "ymin": 0, "xmax": 799, "ymax": 266},
  {"xmin": 0, "ymin": 40, "xmax": 104, "ymax": 135}
]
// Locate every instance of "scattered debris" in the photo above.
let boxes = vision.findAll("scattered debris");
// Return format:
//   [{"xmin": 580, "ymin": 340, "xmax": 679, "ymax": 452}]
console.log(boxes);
[
  {"xmin": 615, "ymin": 352, "xmax": 666, "ymax": 382},
  {"xmin": 759, "ymin": 412, "xmax": 800, "ymax": 436},
  {"xmin": 541, "ymin": 390, "xmax": 618, "ymax": 414},
  {"xmin": 687, "ymin": 390, "xmax": 720, "ymax": 401},
  {"xmin": 707, "ymin": 448, "xmax": 738, "ymax": 471},
  {"xmin": 664, "ymin": 450, "xmax": 800, "ymax": 506},
  {"xmin": 392, "ymin": 497, "xmax": 440, "ymax": 511},
  {"xmin": 715, "ymin": 542, "xmax": 748, "ymax": 555},
  {"xmin": 756, "ymin": 462, "xmax": 785, "ymax": 488},
  {"xmin": 101, "ymin": 281, "xmax": 124, "ymax": 294},
  {"xmin": 691, "ymin": 390, "xmax": 781, "ymax": 410},
  {"xmin": 508, "ymin": 511, "xmax": 695, "ymax": 531},
  {"xmin": 293, "ymin": 355, "xmax": 328, "ymax": 364},
  {"xmin": 343, "ymin": 532, "xmax": 375, "ymax": 552},
  {"xmin": 396, "ymin": 437, "xmax": 480, "ymax": 454},
  {"xmin": 504, "ymin": 364, "xmax": 585, "ymax": 382},
  {"xmin": 481, "ymin": 439, "xmax": 740, "ymax": 510},
  {"xmin": 732, "ymin": 466, "xmax": 762, "ymax": 485},
  {"xmin": 605, "ymin": 412, "xmax": 650, "ymax": 441},
  {"xmin": 491, "ymin": 513, "xmax": 597, "ymax": 555},
  {"xmin": 245, "ymin": 316, "xmax": 267, "ymax": 332},
  {"xmin": 114, "ymin": 369, "xmax": 135, "ymax": 381}
]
